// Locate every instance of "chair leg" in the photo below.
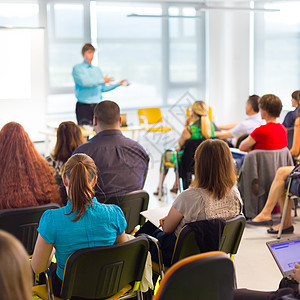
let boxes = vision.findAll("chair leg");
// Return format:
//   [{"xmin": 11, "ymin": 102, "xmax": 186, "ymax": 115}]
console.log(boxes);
[
  {"xmin": 277, "ymin": 179, "xmax": 293, "ymax": 239},
  {"xmin": 158, "ymin": 156, "xmax": 165, "ymax": 201},
  {"xmin": 233, "ymin": 270, "xmax": 238, "ymax": 289},
  {"xmin": 137, "ymin": 290, "xmax": 143, "ymax": 300},
  {"xmin": 293, "ymin": 197, "xmax": 298, "ymax": 217},
  {"xmin": 175, "ymin": 152, "xmax": 182, "ymax": 193}
]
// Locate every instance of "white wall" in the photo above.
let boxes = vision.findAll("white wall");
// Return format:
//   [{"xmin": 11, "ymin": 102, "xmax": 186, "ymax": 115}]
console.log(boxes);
[
  {"xmin": 0, "ymin": 28, "xmax": 46, "ymax": 140},
  {"xmin": 207, "ymin": 2, "xmax": 251, "ymax": 125}
]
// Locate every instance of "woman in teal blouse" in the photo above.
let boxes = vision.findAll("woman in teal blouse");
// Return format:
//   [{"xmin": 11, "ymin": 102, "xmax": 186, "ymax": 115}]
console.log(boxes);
[{"xmin": 31, "ymin": 153, "xmax": 127, "ymax": 297}]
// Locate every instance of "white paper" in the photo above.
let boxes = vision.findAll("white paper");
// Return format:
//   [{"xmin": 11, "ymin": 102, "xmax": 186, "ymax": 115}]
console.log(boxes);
[{"xmin": 140, "ymin": 206, "xmax": 171, "ymax": 227}]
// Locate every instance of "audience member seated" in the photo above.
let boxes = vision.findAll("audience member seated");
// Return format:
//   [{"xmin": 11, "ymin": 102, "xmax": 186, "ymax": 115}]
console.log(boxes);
[
  {"xmin": 282, "ymin": 90, "xmax": 300, "ymax": 128},
  {"xmin": 247, "ymin": 109, "xmax": 300, "ymax": 233},
  {"xmin": 46, "ymin": 121, "xmax": 85, "ymax": 185},
  {"xmin": 214, "ymin": 95, "xmax": 263, "ymax": 147},
  {"xmin": 72, "ymin": 100, "xmax": 149, "ymax": 199},
  {"xmin": 239, "ymin": 94, "xmax": 287, "ymax": 152},
  {"xmin": 234, "ymin": 261, "xmax": 300, "ymax": 299},
  {"xmin": 0, "ymin": 230, "xmax": 33, "ymax": 300},
  {"xmin": 0, "ymin": 122, "xmax": 61, "ymax": 209},
  {"xmin": 137, "ymin": 139, "xmax": 242, "ymax": 266},
  {"xmin": 154, "ymin": 100, "xmax": 215, "ymax": 195},
  {"xmin": 31, "ymin": 153, "xmax": 127, "ymax": 297}
]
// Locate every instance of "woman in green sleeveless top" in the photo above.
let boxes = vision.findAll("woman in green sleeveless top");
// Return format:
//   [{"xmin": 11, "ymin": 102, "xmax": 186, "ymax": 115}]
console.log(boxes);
[{"xmin": 154, "ymin": 101, "xmax": 215, "ymax": 195}]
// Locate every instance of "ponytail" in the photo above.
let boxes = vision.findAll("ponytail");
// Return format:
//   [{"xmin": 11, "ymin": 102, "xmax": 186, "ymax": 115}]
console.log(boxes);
[
  {"xmin": 63, "ymin": 154, "xmax": 97, "ymax": 222},
  {"xmin": 200, "ymin": 116, "xmax": 212, "ymax": 139},
  {"xmin": 192, "ymin": 101, "xmax": 212, "ymax": 139}
]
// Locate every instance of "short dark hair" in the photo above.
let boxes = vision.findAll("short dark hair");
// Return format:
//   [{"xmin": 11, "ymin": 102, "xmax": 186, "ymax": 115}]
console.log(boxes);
[
  {"xmin": 292, "ymin": 90, "xmax": 300, "ymax": 103},
  {"xmin": 259, "ymin": 94, "xmax": 282, "ymax": 118},
  {"xmin": 81, "ymin": 43, "xmax": 95, "ymax": 56},
  {"xmin": 247, "ymin": 95, "xmax": 260, "ymax": 113},
  {"xmin": 94, "ymin": 100, "xmax": 120, "ymax": 127}
]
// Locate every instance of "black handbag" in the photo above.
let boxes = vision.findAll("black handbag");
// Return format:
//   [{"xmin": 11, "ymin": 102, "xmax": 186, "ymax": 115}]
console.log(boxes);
[{"xmin": 286, "ymin": 164, "xmax": 300, "ymax": 196}]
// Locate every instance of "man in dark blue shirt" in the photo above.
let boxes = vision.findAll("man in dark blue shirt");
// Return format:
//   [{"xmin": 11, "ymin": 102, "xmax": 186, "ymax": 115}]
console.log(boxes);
[{"xmin": 73, "ymin": 100, "xmax": 149, "ymax": 199}]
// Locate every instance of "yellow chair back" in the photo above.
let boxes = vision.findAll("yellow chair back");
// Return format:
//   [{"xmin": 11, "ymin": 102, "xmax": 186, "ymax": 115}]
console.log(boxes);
[
  {"xmin": 208, "ymin": 106, "xmax": 213, "ymax": 121},
  {"xmin": 138, "ymin": 108, "xmax": 163, "ymax": 125}
]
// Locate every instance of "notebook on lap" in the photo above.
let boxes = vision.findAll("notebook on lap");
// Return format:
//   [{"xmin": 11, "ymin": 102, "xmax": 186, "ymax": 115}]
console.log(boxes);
[{"xmin": 267, "ymin": 236, "xmax": 300, "ymax": 278}]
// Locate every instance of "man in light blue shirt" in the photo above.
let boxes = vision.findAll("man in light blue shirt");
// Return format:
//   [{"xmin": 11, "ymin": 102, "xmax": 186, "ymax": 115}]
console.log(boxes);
[
  {"xmin": 72, "ymin": 43, "xmax": 128, "ymax": 125},
  {"xmin": 214, "ymin": 95, "xmax": 264, "ymax": 146}
]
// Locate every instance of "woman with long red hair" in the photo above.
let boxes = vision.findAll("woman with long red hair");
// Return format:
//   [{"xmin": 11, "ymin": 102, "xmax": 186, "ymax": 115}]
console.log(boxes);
[{"xmin": 0, "ymin": 122, "xmax": 61, "ymax": 209}]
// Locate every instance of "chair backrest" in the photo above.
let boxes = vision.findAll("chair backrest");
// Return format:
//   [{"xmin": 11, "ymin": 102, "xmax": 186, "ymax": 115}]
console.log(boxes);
[
  {"xmin": 208, "ymin": 106, "xmax": 213, "ymax": 122},
  {"xmin": 219, "ymin": 214, "xmax": 246, "ymax": 255},
  {"xmin": 178, "ymin": 138, "xmax": 206, "ymax": 189},
  {"xmin": 61, "ymin": 236, "xmax": 149, "ymax": 299},
  {"xmin": 0, "ymin": 203, "xmax": 60, "ymax": 255},
  {"xmin": 138, "ymin": 108, "xmax": 163, "ymax": 125},
  {"xmin": 100, "ymin": 190, "xmax": 149, "ymax": 234},
  {"xmin": 154, "ymin": 251, "xmax": 234, "ymax": 300},
  {"xmin": 171, "ymin": 216, "xmax": 245, "ymax": 265},
  {"xmin": 171, "ymin": 219, "xmax": 225, "ymax": 265},
  {"xmin": 287, "ymin": 127, "xmax": 294, "ymax": 150},
  {"xmin": 235, "ymin": 134, "xmax": 249, "ymax": 148},
  {"xmin": 238, "ymin": 147, "xmax": 294, "ymax": 218},
  {"xmin": 171, "ymin": 225, "xmax": 200, "ymax": 264}
]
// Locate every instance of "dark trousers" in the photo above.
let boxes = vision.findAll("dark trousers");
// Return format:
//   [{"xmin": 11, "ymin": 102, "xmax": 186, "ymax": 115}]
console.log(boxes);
[
  {"xmin": 135, "ymin": 221, "xmax": 176, "ymax": 267},
  {"xmin": 234, "ymin": 288, "xmax": 299, "ymax": 300},
  {"xmin": 49, "ymin": 263, "xmax": 63, "ymax": 297},
  {"xmin": 76, "ymin": 102, "xmax": 97, "ymax": 126}
]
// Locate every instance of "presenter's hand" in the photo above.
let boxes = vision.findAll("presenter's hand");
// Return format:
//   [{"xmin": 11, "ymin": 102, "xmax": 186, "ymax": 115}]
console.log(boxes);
[
  {"xmin": 104, "ymin": 76, "xmax": 114, "ymax": 84},
  {"xmin": 292, "ymin": 262, "xmax": 300, "ymax": 282},
  {"xmin": 120, "ymin": 79, "xmax": 130, "ymax": 86}
]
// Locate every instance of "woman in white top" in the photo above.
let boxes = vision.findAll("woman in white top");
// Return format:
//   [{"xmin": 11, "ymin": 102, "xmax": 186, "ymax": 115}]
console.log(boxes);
[{"xmin": 137, "ymin": 139, "xmax": 242, "ymax": 265}]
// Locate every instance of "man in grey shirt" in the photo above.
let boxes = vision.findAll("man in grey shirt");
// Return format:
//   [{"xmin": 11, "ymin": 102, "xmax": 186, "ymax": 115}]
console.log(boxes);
[
  {"xmin": 73, "ymin": 100, "xmax": 149, "ymax": 199},
  {"xmin": 214, "ymin": 95, "xmax": 264, "ymax": 147}
]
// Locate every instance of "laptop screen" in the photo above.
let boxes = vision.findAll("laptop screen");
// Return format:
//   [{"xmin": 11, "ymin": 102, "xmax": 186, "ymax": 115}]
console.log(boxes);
[{"xmin": 267, "ymin": 237, "xmax": 300, "ymax": 275}]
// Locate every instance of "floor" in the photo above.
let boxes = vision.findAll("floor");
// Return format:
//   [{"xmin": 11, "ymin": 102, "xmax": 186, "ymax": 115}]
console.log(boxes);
[{"xmin": 143, "ymin": 154, "xmax": 300, "ymax": 293}]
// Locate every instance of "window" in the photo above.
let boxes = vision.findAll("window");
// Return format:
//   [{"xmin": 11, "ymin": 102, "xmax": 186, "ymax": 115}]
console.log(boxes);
[
  {"xmin": 0, "ymin": 2, "xmax": 39, "ymax": 27},
  {"xmin": 47, "ymin": 2, "xmax": 87, "ymax": 90},
  {"xmin": 45, "ymin": 1, "xmax": 206, "ymax": 113},
  {"xmin": 95, "ymin": 2, "xmax": 163, "ymax": 108},
  {"xmin": 254, "ymin": 2, "xmax": 300, "ymax": 107},
  {"xmin": 167, "ymin": 6, "xmax": 204, "ymax": 104},
  {"xmin": 0, "ymin": 2, "xmax": 39, "ymax": 100}
]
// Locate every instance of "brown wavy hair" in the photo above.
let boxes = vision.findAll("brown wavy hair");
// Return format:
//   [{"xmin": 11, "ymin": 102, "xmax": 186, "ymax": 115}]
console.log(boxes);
[
  {"xmin": 63, "ymin": 154, "xmax": 97, "ymax": 222},
  {"xmin": 0, "ymin": 230, "xmax": 32, "ymax": 300},
  {"xmin": 0, "ymin": 122, "xmax": 61, "ymax": 209},
  {"xmin": 191, "ymin": 139, "xmax": 236, "ymax": 199},
  {"xmin": 53, "ymin": 121, "xmax": 85, "ymax": 163}
]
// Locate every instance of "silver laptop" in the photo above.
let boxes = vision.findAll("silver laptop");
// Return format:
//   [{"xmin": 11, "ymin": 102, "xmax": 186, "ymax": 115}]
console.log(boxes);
[{"xmin": 267, "ymin": 236, "xmax": 300, "ymax": 278}]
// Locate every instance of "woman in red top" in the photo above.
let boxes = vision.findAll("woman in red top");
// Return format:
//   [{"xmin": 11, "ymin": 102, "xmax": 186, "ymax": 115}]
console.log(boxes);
[{"xmin": 239, "ymin": 94, "xmax": 287, "ymax": 152}]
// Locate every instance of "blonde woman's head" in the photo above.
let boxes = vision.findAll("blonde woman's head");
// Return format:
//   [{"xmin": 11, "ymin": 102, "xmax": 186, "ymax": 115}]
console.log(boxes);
[
  {"xmin": 191, "ymin": 101, "xmax": 212, "ymax": 139},
  {"xmin": 0, "ymin": 230, "xmax": 32, "ymax": 300}
]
